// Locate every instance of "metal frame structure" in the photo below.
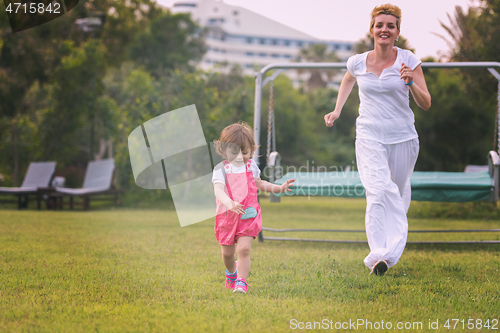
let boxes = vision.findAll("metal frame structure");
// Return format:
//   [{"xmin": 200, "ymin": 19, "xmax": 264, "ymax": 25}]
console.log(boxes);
[
  {"xmin": 253, "ymin": 61, "xmax": 500, "ymax": 162},
  {"xmin": 253, "ymin": 61, "xmax": 500, "ymax": 244}
]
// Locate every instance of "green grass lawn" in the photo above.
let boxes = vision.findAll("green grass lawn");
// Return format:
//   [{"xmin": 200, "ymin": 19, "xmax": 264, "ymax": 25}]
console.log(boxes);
[{"xmin": 1, "ymin": 197, "xmax": 499, "ymax": 332}]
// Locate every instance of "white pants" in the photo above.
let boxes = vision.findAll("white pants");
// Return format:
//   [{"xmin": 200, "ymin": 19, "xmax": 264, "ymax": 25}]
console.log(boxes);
[{"xmin": 355, "ymin": 138, "xmax": 419, "ymax": 269}]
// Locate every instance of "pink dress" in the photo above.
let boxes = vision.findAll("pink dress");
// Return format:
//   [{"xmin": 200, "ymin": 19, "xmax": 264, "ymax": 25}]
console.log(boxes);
[{"xmin": 214, "ymin": 160, "xmax": 262, "ymax": 246}]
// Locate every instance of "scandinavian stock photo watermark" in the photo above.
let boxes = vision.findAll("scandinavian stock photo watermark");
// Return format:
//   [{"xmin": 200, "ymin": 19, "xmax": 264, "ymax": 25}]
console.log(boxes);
[{"xmin": 289, "ymin": 318, "xmax": 499, "ymax": 330}]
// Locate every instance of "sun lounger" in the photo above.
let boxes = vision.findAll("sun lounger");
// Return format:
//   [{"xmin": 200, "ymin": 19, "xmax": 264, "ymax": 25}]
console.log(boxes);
[
  {"xmin": 52, "ymin": 158, "xmax": 123, "ymax": 210},
  {"xmin": 0, "ymin": 161, "xmax": 56, "ymax": 209}
]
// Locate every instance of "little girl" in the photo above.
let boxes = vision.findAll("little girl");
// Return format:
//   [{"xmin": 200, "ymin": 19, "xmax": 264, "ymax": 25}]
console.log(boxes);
[{"xmin": 212, "ymin": 122, "xmax": 294, "ymax": 293}]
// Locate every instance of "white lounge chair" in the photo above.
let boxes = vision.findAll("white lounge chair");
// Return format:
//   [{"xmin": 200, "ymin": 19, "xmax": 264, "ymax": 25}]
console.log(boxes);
[
  {"xmin": 53, "ymin": 158, "xmax": 122, "ymax": 210},
  {"xmin": 0, "ymin": 161, "xmax": 56, "ymax": 209}
]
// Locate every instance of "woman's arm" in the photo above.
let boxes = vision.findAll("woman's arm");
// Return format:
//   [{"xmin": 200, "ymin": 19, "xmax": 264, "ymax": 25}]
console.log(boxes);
[
  {"xmin": 401, "ymin": 63, "xmax": 431, "ymax": 110},
  {"xmin": 325, "ymin": 70, "xmax": 357, "ymax": 127},
  {"xmin": 255, "ymin": 178, "xmax": 295, "ymax": 193},
  {"xmin": 214, "ymin": 183, "xmax": 245, "ymax": 214}
]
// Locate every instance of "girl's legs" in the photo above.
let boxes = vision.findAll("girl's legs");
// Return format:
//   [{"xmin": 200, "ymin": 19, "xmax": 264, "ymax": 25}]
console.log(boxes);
[
  {"xmin": 235, "ymin": 236, "xmax": 253, "ymax": 280},
  {"xmin": 221, "ymin": 245, "xmax": 236, "ymax": 273}
]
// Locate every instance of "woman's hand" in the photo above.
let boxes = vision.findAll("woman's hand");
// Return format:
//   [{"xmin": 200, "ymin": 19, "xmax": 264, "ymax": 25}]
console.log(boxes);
[
  {"xmin": 280, "ymin": 179, "xmax": 295, "ymax": 193},
  {"xmin": 401, "ymin": 63, "xmax": 432, "ymax": 110},
  {"xmin": 325, "ymin": 71, "xmax": 356, "ymax": 126},
  {"xmin": 324, "ymin": 110, "xmax": 341, "ymax": 127},
  {"xmin": 400, "ymin": 62, "xmax": 413, "ymax": 85}
]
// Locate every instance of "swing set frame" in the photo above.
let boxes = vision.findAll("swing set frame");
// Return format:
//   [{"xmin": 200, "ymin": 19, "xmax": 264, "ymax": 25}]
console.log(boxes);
[
  {"xmin": 253, "ymin": 61, "xmax": 500, "ymax": 162},
  {"xmin": 252, "ymin": 61, "xmax": 500, "ymax": 244}
]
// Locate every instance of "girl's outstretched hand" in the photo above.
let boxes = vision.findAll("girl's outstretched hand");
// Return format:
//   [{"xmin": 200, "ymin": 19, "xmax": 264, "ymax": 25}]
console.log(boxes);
[
  {"xmin": 229, "ymin": 201, "xmax": 245, "ymax": 215},
  {"xmin": 280, "ymin": 179, "xmax": 295, "ymax": 193}
]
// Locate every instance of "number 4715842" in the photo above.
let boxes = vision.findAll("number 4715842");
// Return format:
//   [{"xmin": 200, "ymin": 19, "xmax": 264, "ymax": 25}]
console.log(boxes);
[
  {"xmin": 443, "ymin": 319, "xmax": 498, "ymax": 330},
  {"xmin": 5, "ymin": 2, "xmax": 61, "ymax": 14}
]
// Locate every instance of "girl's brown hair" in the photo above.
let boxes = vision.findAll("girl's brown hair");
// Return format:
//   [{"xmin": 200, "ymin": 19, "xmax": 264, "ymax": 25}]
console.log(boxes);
[
  {"xmin": 370, "ymin": 4, "xmax": 402, "ymax": 33},
  {"xmin": 214, "ymin": 122, "xmax": 259, "ymax": 158}
]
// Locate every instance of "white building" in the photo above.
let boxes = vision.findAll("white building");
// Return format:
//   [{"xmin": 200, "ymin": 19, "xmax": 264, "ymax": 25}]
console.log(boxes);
[{"xmin": 170, "ymin": 0, "xmax": 355, "ymax": 83}]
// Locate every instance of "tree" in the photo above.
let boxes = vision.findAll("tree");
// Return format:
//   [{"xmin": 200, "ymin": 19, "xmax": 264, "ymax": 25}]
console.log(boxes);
[
  {"xmin": 205, "ymin": 64, "xmax": 250, "ymax": 134},
  {"xmin": 86, "ymin": 0, "xmax": 164, "ymax": 65},
  {"xmin": 296, "ymin": 43, "xmax": 340, "ymax": 90},
  {"xmin": 128, "ymin": 11, "xmax": 206, "ymax": 77},
  {"xmin": 307, "ymin": 86, "xmax": 359, "ymax": 168},
  {"xmin": 413, "ymin": 61, "xmax": 495, "ymax": 171},
  {"xmin": 439, "ymin": 1, "xmax": 500, "ymax": 63},
  {"xmin": 435, "ymin": 0, "xmax": 500, "ymax": 160},
  {"xmin": 439, "ymin": 1, "xmax": 500, "ymax": 98},
  {"xmin": 0, "ymin": 22, "xmax": 69, "ymax": 184},
  {"xmin": 0, "ymin": 0, "xmax": 163, "ymax": 185},
  {"xmin": 24, "ymin": 40, "xmax": 109, "ymax": 162}
]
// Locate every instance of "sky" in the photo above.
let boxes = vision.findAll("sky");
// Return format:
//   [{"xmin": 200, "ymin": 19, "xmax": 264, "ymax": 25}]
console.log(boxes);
[{"xmin": 155, "ymin": 0, "xmax": 474, "ymax": 59}]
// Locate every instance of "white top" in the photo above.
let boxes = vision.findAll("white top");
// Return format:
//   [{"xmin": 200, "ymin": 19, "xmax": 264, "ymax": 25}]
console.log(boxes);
[
  {"xmin": 212, "ymin": 159, "xmax": 261, "ymax": 185},
  {"xmin": 346, "ymin": 47, "xmax": 422, "ymax": 144}
]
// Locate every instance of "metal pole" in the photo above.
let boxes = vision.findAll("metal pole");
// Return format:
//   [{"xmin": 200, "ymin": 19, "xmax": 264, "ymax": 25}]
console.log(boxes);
[
  {"xmin": 497, "ymin": 80, "xmax": 500, "ymax": 155},
  {"xmin": 495, "ymin": 80, "xmax": 500, "ymax": 155},
  {"xmin": 266, "ymin": 81, "xmax": 273, "ymax": 162},
  {"xmin": 487, "ymin": 68, "xmax": 500, "ymax": 154},
  {"xmin": 253, "ymin": 72, "xmax": 263, "ymax": 165},
  {"xmin": 257, "ymin": 62, "xmax": 500, "ymax": 77}
]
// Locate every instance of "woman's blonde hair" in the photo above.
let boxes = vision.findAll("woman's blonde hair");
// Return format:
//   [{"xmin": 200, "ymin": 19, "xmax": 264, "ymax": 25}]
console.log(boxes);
[
  {"xmin": 370, "ymin": 4, "xmax": 402, "ymax": 33},
  {"xmin": 214, "ymin": 122, "xmax": 259, "ymax": 158}
]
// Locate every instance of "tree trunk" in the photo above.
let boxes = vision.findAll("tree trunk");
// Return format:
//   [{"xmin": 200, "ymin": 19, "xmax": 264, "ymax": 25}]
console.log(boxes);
[{"xmin": 94, "ymin": 138, "xmax": 113, "ymax": 160}]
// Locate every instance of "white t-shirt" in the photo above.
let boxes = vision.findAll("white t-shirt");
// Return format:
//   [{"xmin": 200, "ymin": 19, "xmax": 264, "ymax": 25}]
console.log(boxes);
[
  {"xmin": 212, "ymin": 159, "xmax": 261, "ymax": 185},
  {"xmin": 346, "ymin": 47, "xmax": 422, "ymax": 144}
]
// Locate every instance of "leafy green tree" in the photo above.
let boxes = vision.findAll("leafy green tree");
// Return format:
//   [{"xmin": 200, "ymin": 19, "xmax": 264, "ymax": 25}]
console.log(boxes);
[
  {"xmin": 0, "ymin": 23, "xmax": 70, "ymax": 184},
  {"xmin": 258, "ymin": 75, "xmax": 326, "ymax": 169},
  {"xmin": 84, "ymin": 0, "xmax": 164, "ymax": 65},
  {"xmin": 414, "ymin": 62, "xmax": 495, "ymax": 171},
  {"xmin": 128, "ymin": 11, "xmax": 206, "ymax": 77},
  {"xmin": 439, "ymin": 1, "xmax": 500, "ymax": 62},
  {"xmin": 428, "ymin": 0, "xmax": 500, "ymax": 167},
  {"xmin": 27, "ymin": 40, "xmax": 108, "ymax": 161},
  {"xmin": 204, "ymin": 64, "xmax": 251, "ymax": 138},
  {"xmin": 307, "ymin": 87, "xmax": 359, "ymax": 168},
  {"xmin": 439, "ymin": 1, "xmax": 500, "ymax": 99},
  {"xmin": 296, "ymin": 43, "xmax": 340, "ymax": 90},
  {"xmin": 101, "ymin": 62, "xmax": 165, "ymax": 195},
  {"xmin": 0, "ymin": 0, "xmax": 163, "ymax": 185}
]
